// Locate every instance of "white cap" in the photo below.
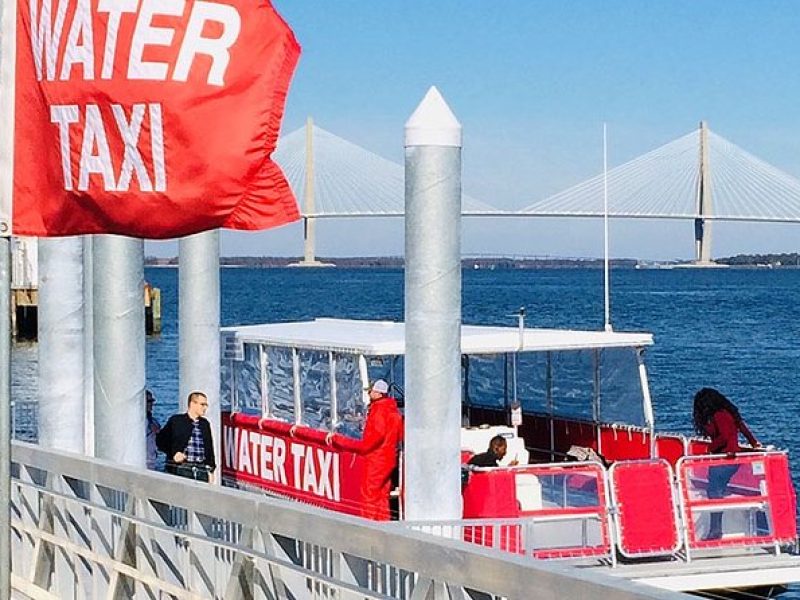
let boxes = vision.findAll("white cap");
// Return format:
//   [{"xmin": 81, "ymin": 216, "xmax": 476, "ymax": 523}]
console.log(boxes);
[
  {"xmin": 370, "ymin": 379, "xmax": 389, "ymax": 394},
  {"xmin": 405, "ymin": 86, "xmax": 462, "ymax": 148}
]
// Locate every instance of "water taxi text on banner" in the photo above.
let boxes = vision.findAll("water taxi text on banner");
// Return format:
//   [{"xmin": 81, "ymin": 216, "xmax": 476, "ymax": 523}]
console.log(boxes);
[{"xmin": 1, "ymin": 0, "xmax": 301, "ymax": 238}]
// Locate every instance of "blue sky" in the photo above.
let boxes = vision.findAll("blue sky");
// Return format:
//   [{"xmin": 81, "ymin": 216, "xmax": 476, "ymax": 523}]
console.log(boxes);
[{"xmin": 150, "ymin": 1, "xmax": 800, "ymax": 259}]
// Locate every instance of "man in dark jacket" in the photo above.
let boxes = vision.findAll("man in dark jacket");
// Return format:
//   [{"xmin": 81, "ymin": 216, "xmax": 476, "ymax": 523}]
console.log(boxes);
[
  {"xmin": 156, "ymin": 391, "xmax": 216, "ymax": 482},
  {"xmin": 468, "ymin": 435, "xmax": 518, "ymax": 467}
]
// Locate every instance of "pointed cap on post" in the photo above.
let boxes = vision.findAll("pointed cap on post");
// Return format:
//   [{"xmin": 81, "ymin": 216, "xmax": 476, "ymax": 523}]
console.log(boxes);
[{"xmin": 405, "ymin": 86, "xmax": 462, "ymax": 148}]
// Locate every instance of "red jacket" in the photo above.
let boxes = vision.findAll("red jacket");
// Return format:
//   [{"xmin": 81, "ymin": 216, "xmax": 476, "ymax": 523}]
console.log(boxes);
[
  {"xmin": 331, "ymin": 396, "xmax": 403, "ymax": 520},
  {"xmin": 353, "ymin": 396, "xmax": 403, "ymax": 520},
  {"xmin": 356, "ymin": 396, "xmax": 404, "ymax": 467},
  {"xmin": 704, "ymin": 409, "xmax": 758, "ymax": 454}
]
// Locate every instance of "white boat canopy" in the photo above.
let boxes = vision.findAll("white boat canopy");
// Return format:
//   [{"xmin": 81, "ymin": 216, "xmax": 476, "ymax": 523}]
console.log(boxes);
[{"xmin": 222, "ymin": 318, "xmax": 653, "ymax": 356}]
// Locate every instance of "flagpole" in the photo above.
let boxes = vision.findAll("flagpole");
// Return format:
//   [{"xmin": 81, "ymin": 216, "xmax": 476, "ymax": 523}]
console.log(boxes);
[
  {"xmin": 0, "ymin": 237, "xmax": 10, "ymax": 600},
  {"xmin": 0, "ymin": 0, "xmax": 16, "ymax": 588},
  {"xmin": 603, "ymin": 123, "xmax": 612, "ymax": 332}
]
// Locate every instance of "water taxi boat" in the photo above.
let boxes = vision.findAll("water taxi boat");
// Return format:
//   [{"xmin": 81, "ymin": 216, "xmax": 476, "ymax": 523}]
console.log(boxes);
[{"xmin": 219, "ymin": 318, "xmax": 800, "ymax": 595}]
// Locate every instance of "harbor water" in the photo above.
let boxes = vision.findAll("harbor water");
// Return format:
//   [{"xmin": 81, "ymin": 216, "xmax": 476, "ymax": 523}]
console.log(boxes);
[
  {"xmin": 11, "ymin": 265, "xmax": 800, "ymax": 594},
  {"xmin": 13, "ymin": 265, "xmax": 800, "ymax": 484}
]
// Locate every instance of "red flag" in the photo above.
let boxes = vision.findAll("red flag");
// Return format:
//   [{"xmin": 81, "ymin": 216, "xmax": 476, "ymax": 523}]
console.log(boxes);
[{"xmin": 6, "ymin": 0, "xmax": 300, "ymax": 238}]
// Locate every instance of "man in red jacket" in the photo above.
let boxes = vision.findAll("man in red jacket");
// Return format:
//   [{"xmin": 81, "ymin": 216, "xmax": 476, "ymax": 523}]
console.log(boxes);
[{"xmin": 353, "ymin": 379, "xmax": 404, "ymax": 520}]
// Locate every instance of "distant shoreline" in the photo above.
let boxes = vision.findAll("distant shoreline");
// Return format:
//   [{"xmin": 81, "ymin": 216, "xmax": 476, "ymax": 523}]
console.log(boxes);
[
  {"xmin": 144, "ymin": 253, "xmax": 800, "ymax": 269},
  {"xmin": 145, "ymin": 257, "xmax": 640, "ymax": 269}
]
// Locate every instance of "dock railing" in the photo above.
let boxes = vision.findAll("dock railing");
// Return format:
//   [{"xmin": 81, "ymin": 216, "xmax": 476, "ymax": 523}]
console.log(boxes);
[{"xmin": 9, "ymin": 441, "xmax": 689, "ymax": 600}]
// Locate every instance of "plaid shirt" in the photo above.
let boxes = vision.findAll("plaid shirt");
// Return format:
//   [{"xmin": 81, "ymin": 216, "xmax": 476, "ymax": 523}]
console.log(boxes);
[{"xmin": 184, "ymin": 419, "xmax": 205, "ymax": 463}]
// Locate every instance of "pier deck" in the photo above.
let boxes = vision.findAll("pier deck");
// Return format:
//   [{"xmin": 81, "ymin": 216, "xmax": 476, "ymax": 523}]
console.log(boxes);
[
  {"xmin": 10, "ymin": 442, "xmax": 688, "ymax": 600},
  {"xmin": 594, "ymin": 550, "xmax": 800, "ymax": 592}
]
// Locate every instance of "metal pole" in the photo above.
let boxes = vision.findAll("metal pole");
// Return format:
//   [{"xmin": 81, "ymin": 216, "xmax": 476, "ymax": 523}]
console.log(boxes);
[
  {"xmin": 404, "ymin": 86, "xmax": 462, "ymax": 521},
  {"xmin": 94, "ymin": 235, "xmax": 146, "ymax": 466},
  {"xmin": 0, "ymin": 238, "xmax": 10, "ymax": 600},
  {"xmin": 83, "ymin": 236, "xmax": 94, "ymax": 455},
  {"xmin": 603, "ymin": 123, "xmax": 612, "ymax": 331},
  {"xmin": 0, "ymin": 0, "xmax": 15, "ymax": 589},
  {"xmin": 637, "ymin": 348, "xmax": 656, "ymax": 458},
  {"xmin": 38, "ymin": 237, "xmax": 84, "ymax": 453},
  {"xmin": 593, "ymin": 349, "xmax": 601, "ymax": 454},
  {"xmin": 179, "ymin": 230, "xmax": 220, "ymax": 481}
]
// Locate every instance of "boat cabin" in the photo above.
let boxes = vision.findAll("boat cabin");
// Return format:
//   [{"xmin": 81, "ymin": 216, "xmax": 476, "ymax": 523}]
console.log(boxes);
[{"xmin": 219, "ymin": 318, "xmax": 798, "ymax": 589}]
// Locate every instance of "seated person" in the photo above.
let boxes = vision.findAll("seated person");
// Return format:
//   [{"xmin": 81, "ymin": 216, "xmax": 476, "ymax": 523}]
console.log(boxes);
[{"xmin": 468, "ymin": 435, "xmax": 519, "ymax": 467}]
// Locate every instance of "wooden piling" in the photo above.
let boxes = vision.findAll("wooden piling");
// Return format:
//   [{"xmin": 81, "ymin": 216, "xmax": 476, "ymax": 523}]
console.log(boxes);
[
  {"xmin": 10, "ymin": 283, "xmax": 160, "ymax": 339},
  {"xmin": 144, "ymin": 283, "xmax": 161, "ymax": 335},
  {"xmin": 11, "ymin": 288, "xmax": 37, "ymax": 340}
]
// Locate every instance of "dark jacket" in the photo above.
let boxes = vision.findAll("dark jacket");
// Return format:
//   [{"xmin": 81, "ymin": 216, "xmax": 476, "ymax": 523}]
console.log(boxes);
[
  {"xmin": 468, "ymin": 450, "xmax": 501, "ymax": 467},
  {"xmin": 156, "ymin": 413, "xmax": 216, "ymax": 471}
]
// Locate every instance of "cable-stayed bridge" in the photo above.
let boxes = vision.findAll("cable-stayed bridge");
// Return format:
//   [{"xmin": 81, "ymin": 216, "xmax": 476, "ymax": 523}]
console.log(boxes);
[
  {"xmin": 275, "ymin": 120, "xmax": 800, "ymax": 264},
  {"xmin": 274, "ymin": 120, "xmax": 498, "ymax": 217},
  {"xmin": 520, "ymin": 127, "xmax": 800, "ymax": 223}
]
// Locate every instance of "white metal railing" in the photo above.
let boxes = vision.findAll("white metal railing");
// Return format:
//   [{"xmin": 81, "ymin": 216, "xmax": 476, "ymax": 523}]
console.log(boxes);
[
  {"xmin": 10, "ymin": 442, "xmax": 684, "ymax": 600},
  {"xmin": 461, "ymin": 462, "xmax": 614, "ymax": 561},
  {"xmin": 403, "ymin": 515, "xmax": 609, "ymax": 561}
]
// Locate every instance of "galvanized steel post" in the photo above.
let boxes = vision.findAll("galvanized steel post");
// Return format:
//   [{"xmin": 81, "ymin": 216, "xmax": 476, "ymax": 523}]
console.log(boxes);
[
  {"xmin": 83, "ymin": 236, "xmax": 94, "ymax": 455},
  {"xmin": 403, "ymin": 87, "xmax": 463, "ymax": 521},
  {"xmin": 93, "ymin": 236, "xmax": 146, "ymax": 466},
  {"xmin": 38, "ymin": 237, "xmax": 85, "ymax": 453},
  {"xmin": 178, "ymin": 230, "xmax": 221, "ymax": 481},
  {"xmin": 0, "ymin": 238, "xmax": 10, "ymax": 599}
]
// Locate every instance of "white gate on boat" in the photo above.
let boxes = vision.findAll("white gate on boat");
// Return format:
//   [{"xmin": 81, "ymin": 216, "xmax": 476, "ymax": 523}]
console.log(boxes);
[
  {"xmin": 677, "ymin": 452, "xmax": 797, "ymax": 558},
  {"xmin": 609, "ymin": 459, "xmax": 682, "ymax": 558}
]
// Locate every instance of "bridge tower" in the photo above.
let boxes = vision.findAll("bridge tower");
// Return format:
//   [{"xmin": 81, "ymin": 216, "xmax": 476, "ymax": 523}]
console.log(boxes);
[
  {"xmin": 294, "ymin": 118, "xmax": 332, "ymax": 267},
  {"xmin": 303, "ymin": 117, "xmax": 317, "ymax": 264},
  {"xmin": 694, "ymin": 121, "xmax": 714, "ymax": 264}
]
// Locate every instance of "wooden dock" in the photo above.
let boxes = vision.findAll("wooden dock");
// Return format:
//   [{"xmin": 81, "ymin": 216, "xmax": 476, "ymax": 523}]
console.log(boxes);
[{"xmin": 11, "ymin": 283, "xmax": 161, "ymax": 339}]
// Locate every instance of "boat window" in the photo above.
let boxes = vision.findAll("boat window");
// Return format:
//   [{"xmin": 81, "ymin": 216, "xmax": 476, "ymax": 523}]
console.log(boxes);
[
  {"xmin": 517, "ymin": 353, "xmax": 548, "ymax": 413},
  {"xmin": 551, "ymin": 350, "xmax": 594, "ymax": 421},
  {"xmin": 221, "ymin": 359, "xmax": 233, "ymax": 411},
  {"xmin": 366, "ymin": 356, "xmax": 388, "ymax": 380},
  {"xmin": 365, "ymin": 355, "xmax": 404, "ymax": 398},
  {"xmin": 598, "ymin": 348, "xmax": 645, "ymax": 426},
  {"xmin": 390, "ymin": 356, "xmax": 404, "ymax": 397},
  {"xmin": 334, "ymin": 353, "xmax": 366, "ymax": 438},
  {"xmin": 464, "ymin": 354, "xmax": 506, "ymax": 408},
  {"xmin": 266, "ymin": 346, "xmax": 295, "ymax": 422},
  {"xmin": 299, "ymin": 350, "xmax": 332, "ymax": 430},
  {"xmin": 232, "ymin": 343, "xmax": 263, "ymax": 416}
]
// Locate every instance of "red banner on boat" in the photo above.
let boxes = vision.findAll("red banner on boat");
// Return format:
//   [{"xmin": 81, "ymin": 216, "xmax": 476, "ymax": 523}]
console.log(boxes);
[
  {"xmin": 5, "ymin": 0, "xmax": 300, "ymax": 238},
  {"xmin": 222, "ymin": 413, "xmax": 366, "ymax": 516}
]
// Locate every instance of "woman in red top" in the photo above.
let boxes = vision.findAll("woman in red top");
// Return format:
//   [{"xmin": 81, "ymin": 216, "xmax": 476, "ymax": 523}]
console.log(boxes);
[{"xmin": 693, "ymin": 387, "xmax": 761, "ymax": 539}]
